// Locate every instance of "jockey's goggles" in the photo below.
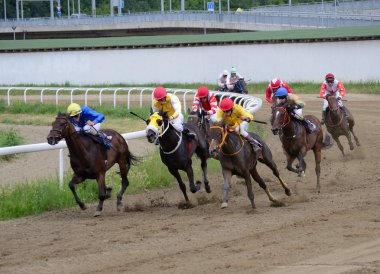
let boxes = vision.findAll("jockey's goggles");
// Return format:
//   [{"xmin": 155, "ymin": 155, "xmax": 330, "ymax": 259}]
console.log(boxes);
[
  {"xmin": 277, "ymin": 96, "xmax": 287, "ymax": 100},
  {"xmin": 326, "ymin": 79, "xmax": 334, "ymax": 83}
]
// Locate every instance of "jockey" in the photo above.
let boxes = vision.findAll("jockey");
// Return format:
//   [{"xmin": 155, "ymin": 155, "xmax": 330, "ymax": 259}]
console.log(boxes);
[
  {"xmin": 265, "ymin": 78, "xmax": 293, "ymax": 104},
  {"xmin": 192, "ymin": 86, "xmax": 218, "ymax": 123},
  {"xmin": 67, "ymin": 103, "xmax": 112, "ymax": 148},
  {"xmin": 320, "ymin": 73, "xmax": 348, "ymax": 124},
  {"xmin": 275, "ymin": 88, "xmax": 316, "ymax": 134},
  {"xmin": 217, "ymin": 98, "xmax": 261, "ymax": 152},
  {"xmin": 152, "ymin": 86, "xmax": 195, "ymax": 139},
  {"xmin": 226, "ymin": 67, "xmax": 244, "ymax": 92},
  {"xmin": 217, "ymin": 70, "xmax": 229, "ymax": 92}
]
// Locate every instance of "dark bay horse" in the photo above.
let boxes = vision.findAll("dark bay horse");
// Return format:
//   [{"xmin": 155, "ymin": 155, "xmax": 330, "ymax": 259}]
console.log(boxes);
[
  {"xmin": 47, "ymin": 112, "xmax": 138, "ymax": 216},
  {"xmin": 325, "ymin": 95, "xmax": 360, "ymax": 155},
  {"xmin": 146, "ymin": 112, "xmax": 210, "ymax": 208},
  {"xmin": 208, "ymin": 124, "xmax": 291, "ymax": 209},
  {"xmin": 271, "ymin": 105, "xmax": 332, "ymax": 192},
  {"xmin": 187, "ymin": 107, "xmax": 210, "ymax": 141}
]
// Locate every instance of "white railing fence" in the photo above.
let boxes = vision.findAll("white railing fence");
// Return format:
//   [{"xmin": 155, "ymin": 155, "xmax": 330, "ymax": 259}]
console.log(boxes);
[{"xmin": 0, "ymin": 87, "xmax": 262, "ymax": 187}]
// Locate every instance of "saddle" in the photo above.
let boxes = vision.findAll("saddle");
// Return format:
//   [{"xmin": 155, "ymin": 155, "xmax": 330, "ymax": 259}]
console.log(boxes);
[{"xmin": 84, "ymin": 132, "xmax": 112, "ymax": 150}]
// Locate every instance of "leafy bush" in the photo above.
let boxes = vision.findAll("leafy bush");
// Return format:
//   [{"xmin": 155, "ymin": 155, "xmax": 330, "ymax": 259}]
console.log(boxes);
[{"xmin": 0, "ymin": 128, "xmax": 24, "ymax": 161}]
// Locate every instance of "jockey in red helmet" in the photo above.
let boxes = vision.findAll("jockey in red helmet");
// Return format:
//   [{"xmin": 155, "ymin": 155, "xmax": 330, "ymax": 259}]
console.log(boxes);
[
  {"xmin": 192, "ymin": 86, "xmax": 218, "ymax": 122},
  {"xmin": 217, "ymin": 98, "xmax": 261, "ymax": 152},
  {"xmin": 265, "ymin": 78, "xmax": 293, "ymax": 104},
  {"xmin": 320, "ymin": 73, "xmax": 348, "ymax": 124},
  {"xmin": 152, "ymin": 86, "xmax": 195, "ymax": 139}
]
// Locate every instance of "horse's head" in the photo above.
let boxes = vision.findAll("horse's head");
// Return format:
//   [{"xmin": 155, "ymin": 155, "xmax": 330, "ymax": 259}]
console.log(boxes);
[
  {"xmin": 208, "ymin": 123, "xmax": 225, "ymax": 158},
  {"xmin": 271, "ymin": 105, "xmax": 288, "ymax": 135},
  {"xmin": 187, "ymin": 107, "xmax": 204, "ymax": 127},
  {"xmin": 326, "ymin": 94, "xmax": 339, "ymax": 113},
  {"xmin": 145, "ymin": 112, "xmax": 164, "ymax": 143},
  {"xmin": 47, "ymin": 112, "xmax": 71, "ymax": 145}
]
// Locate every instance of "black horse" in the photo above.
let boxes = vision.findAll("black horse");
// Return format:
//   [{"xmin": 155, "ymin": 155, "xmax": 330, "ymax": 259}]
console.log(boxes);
[
  {"xmin": 325, "ymin": 95, "xmax": 360, "ymax": 155},
  {"xmin": 47, "ymin": 112, "xmax": 138, "ymax": 216},
  {"xmin": 231, "ymin": 79, "xmax": 248, "ymax": 94},
  {"xmin": 187, "ymin": 107, "xmax": 210, "ymax": 141},
  {"xmin": 208, "ymin": 123, "xmax": 291, "ymax": 209},
  {"xmin": 271, "ymin": 105, "xmax": 332, "ymax": 192},
  {"xmin": 146, "ymin": 112, "xmax": 210, "ymax": 208}
]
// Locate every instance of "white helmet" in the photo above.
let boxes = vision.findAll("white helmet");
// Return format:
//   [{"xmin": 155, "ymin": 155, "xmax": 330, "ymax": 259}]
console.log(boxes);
[{"xmin": 223, "ymin": 70, "xmax": 229, "ymax": 76}]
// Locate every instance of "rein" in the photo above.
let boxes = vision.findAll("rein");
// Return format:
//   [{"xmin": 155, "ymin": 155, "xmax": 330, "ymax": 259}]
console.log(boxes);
[
  {"xmin": 159, "ymin": 120, "xmax": 183, "ymax": 155},
  {"xmin": 275, "ymin": 107, "xmax": 297, "ymax": 139},
  {"xmin": 326, "ymin": 101, "xmax": 345, "ymax": 128},
  {"xmin": 210, "ymin": 125, "xmax": 244, "ymax": 156}
]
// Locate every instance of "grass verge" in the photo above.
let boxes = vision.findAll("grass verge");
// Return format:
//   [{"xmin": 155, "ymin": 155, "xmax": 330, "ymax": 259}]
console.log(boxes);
[
  {"xmin": 0, "ymin": 128, "xmax": 24, "ymax": 161},
  {"xmin": 0, "ymin": 151, "xmax": 221, "ymax": 220}
]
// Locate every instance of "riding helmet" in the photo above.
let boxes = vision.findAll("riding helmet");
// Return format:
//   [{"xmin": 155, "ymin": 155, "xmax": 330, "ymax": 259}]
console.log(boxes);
[
  {"xmin": 325, "ymin": 73, "xmax": 335, "ymax": 81},
  {"xmin": 197, "ymin": 86, "xmax": 209, "ymax": 98},
  {"xmin": 220, "ymin": 98, "xmax": 234, "ymax": 111},
  {"xmin": 153, "ymin": 86, "xmax": 167, "ymax": 100},
  {"xmin": 270, "ymin": 78, "xmax": 281, "ymax": 89},
  {"xmin": 275, "ymin": 87, "xmax": 288, "ymax": 97},
  {"xmin": 67, "ymin": 103, "xmax": 82, "ymax": 117}
]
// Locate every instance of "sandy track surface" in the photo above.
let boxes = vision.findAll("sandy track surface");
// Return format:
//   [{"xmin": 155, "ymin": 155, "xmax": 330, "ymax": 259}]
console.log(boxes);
[{"xmin": 0, "ymin": 94, "xmax": 379, "ymax": 274}]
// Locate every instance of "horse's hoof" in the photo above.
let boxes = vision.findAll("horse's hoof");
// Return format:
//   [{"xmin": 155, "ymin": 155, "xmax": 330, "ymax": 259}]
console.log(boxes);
[
  {"xmin": 190, "ymin": 186, "xmax": 198, "ymax": 194},
  {"xmin": 205, "ymin": 185, "xmax": 212, "ymax": 194},
  {"xmin": 285, "ymin": 189, "xmax": 292, "ymax": 196},
  {"xmin": 221, "ymin": 202, "xmax": 228, "ymax": 209},
  {"xmin": 117, "ymin": 203, "xmax": 123, "ymax": 211},
  {"xmin": 79, "ymin": 203, "xmax": 87, "ymax": 210},
  {"xmin": 196, "ymin": 181, "xmax": 202, "ymax": 191},
  {"xmin": 93, "ymin": 210, "xmax": 102, "ymax": 217},
  {"xmin": 251, "ymin": 203, "xmax": 257, "ymax": 209}
]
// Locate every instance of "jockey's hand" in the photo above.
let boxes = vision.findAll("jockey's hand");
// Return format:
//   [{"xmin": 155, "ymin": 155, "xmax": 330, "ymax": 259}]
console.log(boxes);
[
  {"xmin": 201, "ymin": 110, "xmax": 208, "ymax": 116},
  {"xmin": 168, "ymin": 116, "xmax": 174, "ymax": 121},
  {"xmin": 240, "ymin": 116, "xmax": 251, "ymax": 122},
  {"xmin": 86, "ymin": 120, "xmax": 95, "ymax": 126}
]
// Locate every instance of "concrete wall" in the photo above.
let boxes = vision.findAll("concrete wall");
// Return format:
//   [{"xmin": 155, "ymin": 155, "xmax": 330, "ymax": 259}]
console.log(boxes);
[{"xmin": 0, "ymin": 40, "xmax": 379, "ymax": 85}]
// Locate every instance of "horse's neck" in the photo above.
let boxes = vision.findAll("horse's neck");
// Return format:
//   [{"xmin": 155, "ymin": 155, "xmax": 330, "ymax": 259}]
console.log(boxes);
[
  {"xmin": 282, "ymin": 120, "xmax": 300, "ymax": 138},
  {"xmin": 160, "ymin": 124, "xmax": 182, "ymax": 149},
  {"xmin": 223, "ymin": 132, "xmax": 245, "ymax": 154},
  {"xmin": 328, "ymin": 105, "xmax": 343, "ymax": 123},
  {"xmin": 64, "ymin": 128, "xmax": 91, "ymax": 159}
]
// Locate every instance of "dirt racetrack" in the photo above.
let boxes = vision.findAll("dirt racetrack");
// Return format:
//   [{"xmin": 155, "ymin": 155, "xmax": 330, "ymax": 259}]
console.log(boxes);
[{"xmin": 0, "ymin": 94, "xmax": 379, "ymax": 274}]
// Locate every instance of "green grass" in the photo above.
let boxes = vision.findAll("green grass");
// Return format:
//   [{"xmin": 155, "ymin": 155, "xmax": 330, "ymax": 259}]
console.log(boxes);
[
  {"xmin": 0, "ymin": 128, "xmax": 24, "ymax": 161},
  {"xmin": 0, "ymin": 150, "xmax": 221, "ymax": 220}
]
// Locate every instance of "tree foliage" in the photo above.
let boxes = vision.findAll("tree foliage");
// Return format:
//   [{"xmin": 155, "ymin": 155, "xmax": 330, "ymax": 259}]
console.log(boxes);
[{"xmin": 0, "ymin": 0, "xmax": 332, "ymax": 19}]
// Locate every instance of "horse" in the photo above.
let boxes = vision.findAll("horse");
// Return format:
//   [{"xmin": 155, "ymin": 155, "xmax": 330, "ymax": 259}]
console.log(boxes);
[
  {"xmin": 187, "ymin": 107, "xmax": 210, "ymax": 141},
  {"xmin": 271, "ymin": 104, "xmax": 333, "ymax": 192},
  {"xmin": 47, "ymin": 112, "xmax": 138, "ymax": 216},
  {"xmin": 325, "ymin": 95, "xmax": 360, "ymax": 155},
  {"xmin": 208, "ymin": 123, "xmax": 291, "ymax": 209},
  {"xmin": 145, "ymin": 112, "xmax": 210, "ymax": 208},
  {"xmin": 231, "ymin": 79, "xmax": 248, "ymax": 94}
]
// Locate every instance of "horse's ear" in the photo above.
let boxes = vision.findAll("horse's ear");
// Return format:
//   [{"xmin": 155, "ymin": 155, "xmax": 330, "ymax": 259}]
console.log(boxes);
[
  {"xmin": 150, "ymin": 107, "xmax": 154, "ymax": 115},
  {"xmin": 187, "ymin": 107, "xmax": 190, "ymax": 114},
  {"xmin": 157, "ymin": 119, "xmax": 163, "ymax": 126},
  {"xmin": 146, "ymin": 119, "xmax": 150, "ymax": 125}
]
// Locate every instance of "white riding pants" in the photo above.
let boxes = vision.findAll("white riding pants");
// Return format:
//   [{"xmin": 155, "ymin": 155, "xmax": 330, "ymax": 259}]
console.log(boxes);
[
  {"xmin": 75, "ymin": 123, "xmax": 101, "ymax": 135},
  {"xmin": 234, "ymin": 121, "xmax": 249, "ymax": 138},
  {"xmin": 170, "ymin": 113, "xmax": 184, "ymax": 132}
]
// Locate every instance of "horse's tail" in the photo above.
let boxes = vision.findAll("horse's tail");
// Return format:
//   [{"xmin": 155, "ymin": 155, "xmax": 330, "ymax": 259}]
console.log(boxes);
[
  {"xmin": 322, "ymin": 133, "xmax": 333, "ymax": 150},
  {"xmin": 126, "ymin": 151, "xmax": 141, "ymax": 166}
]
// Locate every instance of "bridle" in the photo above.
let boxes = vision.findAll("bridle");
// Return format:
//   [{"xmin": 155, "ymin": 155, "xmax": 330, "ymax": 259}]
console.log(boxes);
[
  {"xmin": 151, "ymin": 118, "xmax": 182, "ymax": 155},
  {"xmin": 209, "ymin": 125, "xmax": 244, "ymax": 156}
]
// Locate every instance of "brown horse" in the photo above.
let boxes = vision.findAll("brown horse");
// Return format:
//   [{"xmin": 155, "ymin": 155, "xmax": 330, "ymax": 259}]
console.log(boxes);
[
  {"xmin": 208, "ymin": 124, "xmax": 291, "ymax": 209},
  {"xmin": 325, "ymin": 95, "xmax": 360, "ymax": 155},
  {"xmin": 271, "ymin": 105, "xmax": 332, "ymax": 192},
  {"xmin": 47, "ymin": 112, "xmax": 138, "ymax": 216},
  {"xmin": 146, "ymin": 112, "xmax": 210, "ymax": 208}
]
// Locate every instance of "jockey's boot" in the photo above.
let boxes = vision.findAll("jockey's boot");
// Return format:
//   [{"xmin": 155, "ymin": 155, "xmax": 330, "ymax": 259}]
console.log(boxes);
[
  {"xmin": 183, "ymin": 127, "xmax": 196, "ymax": 140},
  {"xmin": 340, "ymin": 106, "xmax": 350, "ymax": 119},
  {"xmin": 98, "ymin": 131, "xmax": 113, "ymax": 149},
  {"xmin": 245, "ymin": 134, "xmax": 262, "ymax": 153},
  {"xmin": 301, "ymin": 118, "xmax": 316, "ymax": 134},
  {"xmin": 321, "ymin": 110, "xmax": 326, "ymax": 125}
]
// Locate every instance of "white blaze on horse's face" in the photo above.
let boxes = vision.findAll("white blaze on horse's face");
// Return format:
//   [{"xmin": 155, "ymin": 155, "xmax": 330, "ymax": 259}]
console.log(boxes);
[{"xmin": 209, "ymin": 138, "xmax": 219, "ymax": 158}]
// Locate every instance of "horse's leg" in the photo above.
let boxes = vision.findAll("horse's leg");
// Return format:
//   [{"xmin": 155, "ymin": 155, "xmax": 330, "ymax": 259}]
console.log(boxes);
[
  {"xmin": 68, "ymin": 174, "xmax": 86, "ymax": 210},
  {"xmin": 313, "ymin": 148, "xmax": 322, "ymax": 193},
  {"xmin": 94, "ymin": 173, "xmax": 107, "ymax": 217},
  {"xmin": 258, "ymin": 149, "xmax": 291, "ymax": 196},
  {"xmin": 285, "ymin": 154, "xmax": 298, "ymax": 174},
  {"xmin": 221, "ymin": 169, "xmax": 232, "ymax": 209},
  {"xmin": 296, "ymin": 152, "xmax": 307, "ymax": 178},
  {"xmin": 168, "ymin": 167, "xmax": 191, "ymax": 206},
  {"xmin": 349, "ymin": 122, "xmax": 360, "ymax": 146},
  {"xmin": 243, "ymin": 172, "xmax": 256, "ymax": 209},
  {"xmin": 116, "ymin": 160, "xmax": 130, "ymax": 211},
  {"xmin": 250, "ymin": 167, "xmax": 278, "ymax": 205},
  {"xmin": 333, "ymin": 135, "xmax": 345, "ymax": 155},
  {"xmin": 200, "ymin": 156, "xmax": 211, "ymax": 193},
  {"xmin": 184, "ymin": 163, "xmax": 198, "ymax": 194},
  {"xmin": 345, "ymin": 129, "xmax": 355, "ymax": 151}
]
